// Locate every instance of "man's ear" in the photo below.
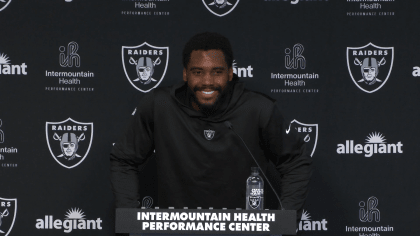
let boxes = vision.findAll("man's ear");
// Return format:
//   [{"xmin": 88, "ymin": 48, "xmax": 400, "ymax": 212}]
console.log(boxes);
[
  {"xmin": 228, "ymin": 67, "xmax": 233, "ymax": 81},
  {"xmin": 183, "ymin": 68, "xmax": 187, "ymax": 82}
]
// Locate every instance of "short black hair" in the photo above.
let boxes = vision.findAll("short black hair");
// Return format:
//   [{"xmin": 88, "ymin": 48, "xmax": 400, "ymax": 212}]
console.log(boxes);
[{"xmin": 183, "ymin": 32, "xmax": 233, "ymax": 69}]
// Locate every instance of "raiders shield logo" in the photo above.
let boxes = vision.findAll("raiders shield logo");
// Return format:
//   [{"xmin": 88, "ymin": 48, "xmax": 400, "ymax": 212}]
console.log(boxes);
[
  {"xmin": 46, "ymin": 118, "xmax": 93, "ymax": 169},
  {"xmin": 286, "ymin": 119, "xmax": 318, "ymax": 157},
  {"xmin": 122, "ymin": 42, "xmax": 169, "ymax": 93},
  {"xmin": 248, "ymin": 196, "xmax": 261, "ymax": 209},
  {"xmin": 0, "ymin": 0, "xmax": 12, "ymax": 12},
  {"xmin": 204, "ymin": 129, "xmax": 215, "ymax": 140},
  {"xmin": 202, "ymin": 0, "xmax": 240, "ymax": 17},
  {"xmin": 0, "ymin": 197, "xmax": 17, "ymax": 236},
  {"xmin": 347, "ymin": 43, "xmax": 394, "ymax": 93}
]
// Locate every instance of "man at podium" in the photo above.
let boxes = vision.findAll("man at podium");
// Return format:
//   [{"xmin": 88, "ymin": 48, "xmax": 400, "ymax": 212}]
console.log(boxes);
[{"xmin": 110, "ymin": 32, "xmax": 312, "ymax": 232}]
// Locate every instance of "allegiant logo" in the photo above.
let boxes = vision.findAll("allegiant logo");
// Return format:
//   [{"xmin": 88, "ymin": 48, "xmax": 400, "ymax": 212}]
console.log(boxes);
[
  {"xmin": 35, "ymin": 208, "xmax": 102, "ymax": 233},
  {"xmin": 337, "ymin": 132, "xmax": 403, "ymax": 157}
]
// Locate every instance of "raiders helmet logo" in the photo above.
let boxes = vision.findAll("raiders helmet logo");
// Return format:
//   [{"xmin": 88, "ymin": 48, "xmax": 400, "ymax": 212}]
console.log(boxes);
[
  {"xmin": 204, "ymin": 129, "xmax": 215, "ymax": 140},
  {"xmin": 248, "ymin": 196, "xmax": 261, "ymax": 209},
  {"xmin": 347, "ymin": 43, "xmax": 394, "ymax": 93},
  {"xmin": 286, "ymin": 119, "xmax": 318, "ymax": 157},
  {"xmin": 202, "ymin": 0, "xmax": 240, "ymax": 17},
  {"xmin": 46, "ymin": 118, "xmax": 93, "ymax": 169},
  {"xmin": 0, "ymin": 197, "xmax": 16, "ymax": 236},
  {"xmin": 122, "ymin": 42, "xmax": 169, "ymax": 93}
]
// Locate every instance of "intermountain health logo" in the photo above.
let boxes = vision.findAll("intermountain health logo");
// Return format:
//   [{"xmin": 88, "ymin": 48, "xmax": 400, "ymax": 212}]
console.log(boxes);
[
  {"xmin": 298, "ymin": 210, "xmax": 327, "ymax": 232},
  {"xmin": 347, "ymin": 43, "xmax": 394, "ymax": 93},
  {"xmin": 121, "ymin": 0, "xmax": 170, "ymax": 16},
  {"xmin": 0, "ymin": 0, "xmax": 11, "ymax": 12},
  {"xmin": 346, "ymin": 196, "xmax": 394, "ymax": 235},
  {"xmin": 0, "ymin": 119, "xmax": 19, "ymax": 168},
  {"xmin": 286, "ymin": 120, "xmax": 318, "ymax": 157},
  {"xmin": 46, "ymin": 118, "xmax": 93, "ymax": 169},
  {"xmin": 271, "ymin": 44, "xmax": 320, "ymax": 94},
  {"xmin": 35, "ymin": 208, "xmax": 103, "ymax": 233},
  {"xmin": 346, "ymin": 0, "xmax": 396, "ymax": 17},
  {"xmin": 202, "ymin": 0, "xmax": 240, "ymax": 17},
  {"xmin": 59, "ymin": 41, "xmax": 80, "ymax": 68},
  {"xmin": 45, "ymin": 41, "xmax": 95, "ymax": 92},
  {"xmin": 0, "ymin": 52, "xmax": 28, "ymax": 75},
  {"xmin": 337, "ymin": 132, "xmax": 403, "ymax": 157},
  {"xmin": 0, "ymin": 197, "xmax": 17, "ymax": 236},
  {"xmin": 122, "ymin": 42, "xmax": 169, "ymax": 93}
]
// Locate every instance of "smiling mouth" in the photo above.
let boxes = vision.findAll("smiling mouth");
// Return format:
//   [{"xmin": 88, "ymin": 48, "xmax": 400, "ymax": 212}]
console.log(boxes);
[{"xmin": 202, "ymin": 91, "xmax": 214, "ymax": 95}]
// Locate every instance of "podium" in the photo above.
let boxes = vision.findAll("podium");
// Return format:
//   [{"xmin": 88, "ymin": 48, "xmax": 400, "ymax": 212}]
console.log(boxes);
[{"xmin": 116, "ymin": 208, "xmax": 296, "ymax": 235}]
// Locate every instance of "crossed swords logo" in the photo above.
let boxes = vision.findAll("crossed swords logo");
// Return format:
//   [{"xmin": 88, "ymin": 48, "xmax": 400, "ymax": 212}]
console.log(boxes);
[
  {"xmin": 354, "ymin": 57, "xmax": 386, "ymax": 83},
  {"xmin": 0, "ymin": 209, "xmax": 9, "ymax": 233},
  {"xmin": 53, "ymin": 132, "xmax": 85, "ymax": 158},
  {"xmin": 129, "ymin": 57, "xmax": 161, "ymax": 83}
]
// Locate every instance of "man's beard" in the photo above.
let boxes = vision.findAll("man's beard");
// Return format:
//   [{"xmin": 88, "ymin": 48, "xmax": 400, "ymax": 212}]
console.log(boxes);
[{"xmin": 190, "ymin": 81, "xmax": 233, "ymax": 116}]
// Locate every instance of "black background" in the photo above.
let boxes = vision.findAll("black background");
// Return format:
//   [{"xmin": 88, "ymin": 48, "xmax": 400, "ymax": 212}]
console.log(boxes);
[{"xmin": 0, "ymin": 0, "xmax": 419, "ymax": 235}]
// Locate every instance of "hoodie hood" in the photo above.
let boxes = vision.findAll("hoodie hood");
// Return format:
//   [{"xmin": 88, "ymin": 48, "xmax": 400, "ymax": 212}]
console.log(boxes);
[{"xmin": 171, "ymin": 77, "xmax": 244, "ymax": 122}]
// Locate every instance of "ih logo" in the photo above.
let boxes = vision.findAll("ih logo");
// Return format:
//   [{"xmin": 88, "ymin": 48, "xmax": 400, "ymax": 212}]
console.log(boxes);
[
  {"xmin": 0, "ymin": 0, "xmax": 11, "ymax": 12},
  {"xmin": 359, "ymin": 196, "xmax": 380, "ymax": 222},
  {"xmin": 46, "ymin": 118, "xmax": 93, "ymax": 169},
  {"xmin": 59, "ymin": 41, "xmax": 81, "ymax": 67},
  {"xmin": 285, "ymin": 44, "xmax": 306, "ymax": 69},
  {"xmin": 347, "ymin": 43, "xmax": 394, "ymax": 93},
  {"xmin": 0, "ymin": 197, "xmax": 17, "ymax": 236},
  {"xmin": 0, "ymin": 119, "xmax": 4, "ymax": 143},
  {"xmin": 202, "ymin": 0, "xmax": 240, "ymax": 17},
  {"xmin": 122, "ymin": 42, "xmax": 169, "ymax": 93},
  {"xmin": 286, "ymin": 120, "xmax": 318, "ymax": 157},
  {"xmin": 204, "ymin": 129, "xmax": 215, "ymax": 140}
]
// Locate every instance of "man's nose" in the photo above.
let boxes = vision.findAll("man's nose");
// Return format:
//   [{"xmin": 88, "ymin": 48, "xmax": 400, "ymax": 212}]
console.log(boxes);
[{"xmin": 202, "ymin": 72, "xmax": 214, "ymax": 85}]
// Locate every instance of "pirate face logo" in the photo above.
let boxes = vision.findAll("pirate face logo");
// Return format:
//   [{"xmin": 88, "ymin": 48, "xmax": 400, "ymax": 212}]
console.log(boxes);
[
  {"xmin": 204, "ymin": 129, "xmax": 215, "ymax": 140},
  {"xmin": 134, "ymin": 57, "xmax": 160, "ymax": 84},
  {"xmin": 122, "ymin": 42, "xmax": 169, "ymax": 93},
  {"xmin": 0, "ymin": 0, "xmax": 12, "ymax": 12},
  {"xmin": 56, "ymin": 132, "xmax": 84, "ymax": 160},
  {"xmin": 0, "ymin": 197, "xmax": 17, "ymax": 236},
  {"xmin": 202, "ymin": 0, "xmax": 240, "ymax": 17},
  {"xmin": 286, "ymin": 119, "xmax": 318, "ymax": 157},
  {"xmin": 46, "ymin": 118, "xmax": 93, "ymax": 169},
  {"xmin": 347, "ymin": 43, "xmax": 394, "ymax": 93}
]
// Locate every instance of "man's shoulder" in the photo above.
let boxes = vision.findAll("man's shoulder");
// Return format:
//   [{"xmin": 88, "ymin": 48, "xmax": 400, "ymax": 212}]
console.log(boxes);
[{"xmin": 240, "ymin": 88, "xmax": 277, "ymax": 109}]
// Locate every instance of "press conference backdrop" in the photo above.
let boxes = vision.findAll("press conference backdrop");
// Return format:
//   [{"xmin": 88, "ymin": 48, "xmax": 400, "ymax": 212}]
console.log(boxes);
[{"xmin": 0, "ymin": 0, "xmax": 419, "ymax": 235}]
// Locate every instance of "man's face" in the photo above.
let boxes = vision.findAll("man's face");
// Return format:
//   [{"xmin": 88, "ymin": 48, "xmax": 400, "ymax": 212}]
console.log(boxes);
[
  {"xmin": 363, "ymin": 67, "xmax": 376, "ymax": 82},
  {"xmin": 138, "ymin": 66, "xmax": 152, "ymax": 81},
  {"xmin": 62, "ymin": 142, "xmax": 76, "ymax": 157},
  {"xmin": 183, "ymin": 49, "xmax": 233, "ymax": 108}
]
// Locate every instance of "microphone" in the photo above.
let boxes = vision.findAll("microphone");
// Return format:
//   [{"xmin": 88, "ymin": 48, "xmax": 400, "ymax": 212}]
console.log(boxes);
[{"xmin": 224, "ymin": 121, "xmax": 285, "ymax": 210}]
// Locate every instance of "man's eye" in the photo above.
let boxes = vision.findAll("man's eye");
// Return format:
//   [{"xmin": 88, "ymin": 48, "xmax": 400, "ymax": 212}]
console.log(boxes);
[{"xmin": 193, "ymin": 71, "xmax": 201, "ymax": 75}]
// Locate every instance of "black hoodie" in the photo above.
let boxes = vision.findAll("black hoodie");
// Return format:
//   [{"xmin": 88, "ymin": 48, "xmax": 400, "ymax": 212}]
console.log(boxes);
[{"xmin": 110, "ymin": 80, "xmax": 312, "ymax": 222}]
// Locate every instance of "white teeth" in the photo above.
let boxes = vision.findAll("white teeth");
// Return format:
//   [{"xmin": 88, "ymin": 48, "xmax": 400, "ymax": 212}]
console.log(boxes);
[{"xmin": 202, "ymin": 91, "xmax": 214, "ymax": 95}]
